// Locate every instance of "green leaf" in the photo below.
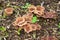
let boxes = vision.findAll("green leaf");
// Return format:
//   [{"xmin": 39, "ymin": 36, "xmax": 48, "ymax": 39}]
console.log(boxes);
[
  {"xmin": 32, "ymin": 16, "xmax": 37, "ymax": 23},
  {"xmin": 0, "ymin": 26, "xmax": 6, "ymax": 32},
  {"xmin": 17, "ymin": 28, "xmax": 21, "ymax": 35},
  {"xmin": 58, "ymin": 23, "xmax": 60, "ymax": 28}
]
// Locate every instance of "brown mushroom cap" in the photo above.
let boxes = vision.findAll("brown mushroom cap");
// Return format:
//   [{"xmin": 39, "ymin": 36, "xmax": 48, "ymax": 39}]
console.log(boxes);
[
  {"xmin": 42, "ymin": 11, "xmax": 57, "ymax": 18},
  {"xmin": 12, "ymin": 17, "xmax": 26, "ymax": 27},
  {"xmin": 28, "ymin": 5, "xmax": 45, "ymax": 17},
  {"xmin": 22, "ymin": 13, "xmax": 33, "ymax": 23},
  {"xmin": 41, "ymin": 35, "xmax": 58, "ymax": 40},
  {"xmin": 35, "ymin": 6, "xmax": 45, "ymax": 16},
  {"xmin": 28, "ymin": 5, "xmax": 36, "ymax": 13},
  {"xmin": 23, "ymin": 23, "xmax": 41, "ymax": 33},
  {"xmin": 23, "ymin": 23, "xmax": 32, "ymax": 33},
  {"xmin": 4, "ymin": 7, "xmax": 14, "ymax": 15}
]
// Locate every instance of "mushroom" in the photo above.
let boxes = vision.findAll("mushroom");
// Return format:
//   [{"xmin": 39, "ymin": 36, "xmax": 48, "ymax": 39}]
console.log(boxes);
[
  {"xmin": 42, "ymin": 11, "xmax": 57, "ymax": 18},
  {"xmin": 23, "ymin": 13, "xmax": 33, "ymax": 23},
  {"xmin": 12, "ymin": 17, "xmax": 26, "ymax": 27},
  {"xmin": 41, "ymin": 35, "xmax": 58, "ymax": 40},
  {"xmin": 23, "ymin": 23, "xmax": 41, "ymax": 33},
  {"xmin": 28, "ymin": 5, "xmax": 45, "ymax": 17},
  {"xmin": 4, "ymin": 7, "xmax": 14, "ymax": 15},
  {"xmin": 34, "ymin": 6, "xmax": 45, "ymax": 16},
  {"xmin": 31, "ymin": 23, "xmax": 41, "ymax": 31},
  {"xmin": 23, "ymin": 23, "xmax": 32, "ymax": 33},
  {"xmin": 28, "ymin": 5, "xmax": 36, "ymax": 13}
]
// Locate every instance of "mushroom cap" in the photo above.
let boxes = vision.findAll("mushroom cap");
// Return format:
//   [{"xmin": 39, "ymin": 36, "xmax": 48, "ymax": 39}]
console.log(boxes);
[
  {"xmin": 23, "ymin": 23, "xmax": 32, "ymax": 33},
  {"xmin": 34, "ymin": 6, "xmax": 45, "ymax": 17},
  {"xmin": 42, "ymin": 11, "xmax": 57, "ymax": 18},
  {"xmin": 28, "ymin": 5, "xmax": 36, "ymax": 13},
  {"xmin": 12, "ymin": 17, "xmax": 26, "ymax": 27},
  {"xmin": 23, "ymin": 23, "xmax": 41, "ymax": 33},
  {"xmin": 4, "ymin": 7, "xmax": 14, "ymax": 15}
]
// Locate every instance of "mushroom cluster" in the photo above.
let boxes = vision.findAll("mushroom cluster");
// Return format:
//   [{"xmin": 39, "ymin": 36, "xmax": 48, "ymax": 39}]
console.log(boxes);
[
  {"xmin": 28, "ymin": 5, "xmax": 57, "ymax": 18},
  {"xmin": 12, "ymin": 13, "xmax": 41, "ymax": 33},
  {"xmin": 28, "ymin": 5, "xmax": 45, "ymax": 17},
  {"xmin": 42, "ymin": 11, "xmax": 57, "ymax": 18},
  {"xmin": 12, "ymin": 5, "xmax": 57, "ymax": 33}
]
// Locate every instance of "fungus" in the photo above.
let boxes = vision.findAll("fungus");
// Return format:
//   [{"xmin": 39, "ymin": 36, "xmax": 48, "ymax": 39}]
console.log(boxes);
[
  {"xmin": 23, "ymin": 23, "xmax": 41, "ymax": 33},
  {"xmin": 28, "ymin": 5, "xmax": 45, "ymax": 17},
  {"xmin": 12, "ymin": 17, "xmax": 26, "ymax": 27},
  {"xmin": 42, "ymin": 11, "xmax": 57, "ymax": 18},
  {"xmin": 23, "ymin": 13, "xmax": 33, "ymax": 23},
  {"xmin": 31, "ymin": 23, "xmax": 41, "ymax": 31},
  {"xmin": 34, "ymin": 6, "xmax": 45, "ymax": 16},
  {"xmin": 23, "ymin": 23, "xmax": 32, "ymax": 33},
  {"xmin": 4, "ymin": 7, "xmax": 14, "ymax": 15},
  {"xmin": 41, "ymin": 35, "xmax": 58, "ymax": 40},
  {"xmin": 28, "ymin": 5, "xmax": 36, "ymax": 13}
]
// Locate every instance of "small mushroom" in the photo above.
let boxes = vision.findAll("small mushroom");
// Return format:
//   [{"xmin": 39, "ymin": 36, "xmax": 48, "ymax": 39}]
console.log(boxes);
[
  {"xmin": 4, "ymin": 7, "xmax": 14, "ymax": 15},
  {"xmin": 28, "ymin": 5, "xmax": 45, "ymax": 17},
  {"xmin": 23, "ymin": 23, "xmax": 32, "ymax": 33},
  {"xmin": 23, "ymin": 13, "xmax": 33, "ymax": 23},
  {"xmin": 31, "ymin": 23, "xmax": 41, "ymax": 31},
  {"xmin": 42, "ymin": 11, "xmax": 57, "ymax": 18},
  {"xmin": 23, "ymin": 23, "xmax": 41, "ymax": 33},
  {"xmin": 28, "ymin": 5, "xmax": 36, "ymax": 13},
  {"xmin": 34, "ymin": 6, "xmax": 45, "ymax": 16},
  {"xmin": 41, "ymin": 35, "xmax": 58, "ymax": 40},
  {"xmin": 12, "ymin": 17, "xmax": 26, "ymax": 27}
]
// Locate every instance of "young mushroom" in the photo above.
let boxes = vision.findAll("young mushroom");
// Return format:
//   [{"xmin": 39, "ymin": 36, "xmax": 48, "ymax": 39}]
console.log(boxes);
[
  {"xmin": 31, "ymin": 23, "xmax": 41, "ymax": 31},
  {"xmin": 4, "ymin": 7, "xmax": 14, "ymax": 15},
  {"xmin": 34, "ymin": 6, "xmax": 45, "ymax": 17},
  {"xmin": 41, "ymin": 35, "xmax": 58, "ymax": 40},
  {"xmin": 42, "ymin": 11, "xmax": 57, "ymax": 18},
  {"xmin": 23, "ymin": 23, "xmax": 32, "ymax": 33},
  {"xmin": 28, "ymin": 5, "xmax": 45, "ymax": 17},
  {"xmin": 22, "ymin": 13, "xmax": 33, "ymax": 23},
  {"xmin": 28, "ymin": 5, "xmax": 36, "ymax": 13},
  {"xmin": 12, "ymin": 17, "xmax": 27, "ymax": 27},
  {"xmin": 23, "ymin": 23, "xmax": 41, "ymax": 33}
]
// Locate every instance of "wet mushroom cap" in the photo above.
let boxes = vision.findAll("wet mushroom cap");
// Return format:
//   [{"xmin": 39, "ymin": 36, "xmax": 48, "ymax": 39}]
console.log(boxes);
[
  {"xmin": 23, "ymin": 23, "xmax": 32, "ymax": 33},
  {"xmin": 12, "ymin": 17, "xmax": 26, "ymax": 26},
  {"xmin": 28, "ymin": 5, "xmax": 36, "ymax": 13},
  {"xmin": 42, "ymin": 11, "xmax": 57, "ymax": 18},
  {"xmin": 23, "ymin": 23, "xmax": 41, "ymax": 33},
  {"xmin": 22, "ymin": 13, "xmax": 33, "ymax": 23},
  {"xmin": 34, "ymin": 6, "xmax": 45, "ymax": 16},
  {"xmin": 4, "ymin": 7, "xmax": 14, "ymax": 15}
]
